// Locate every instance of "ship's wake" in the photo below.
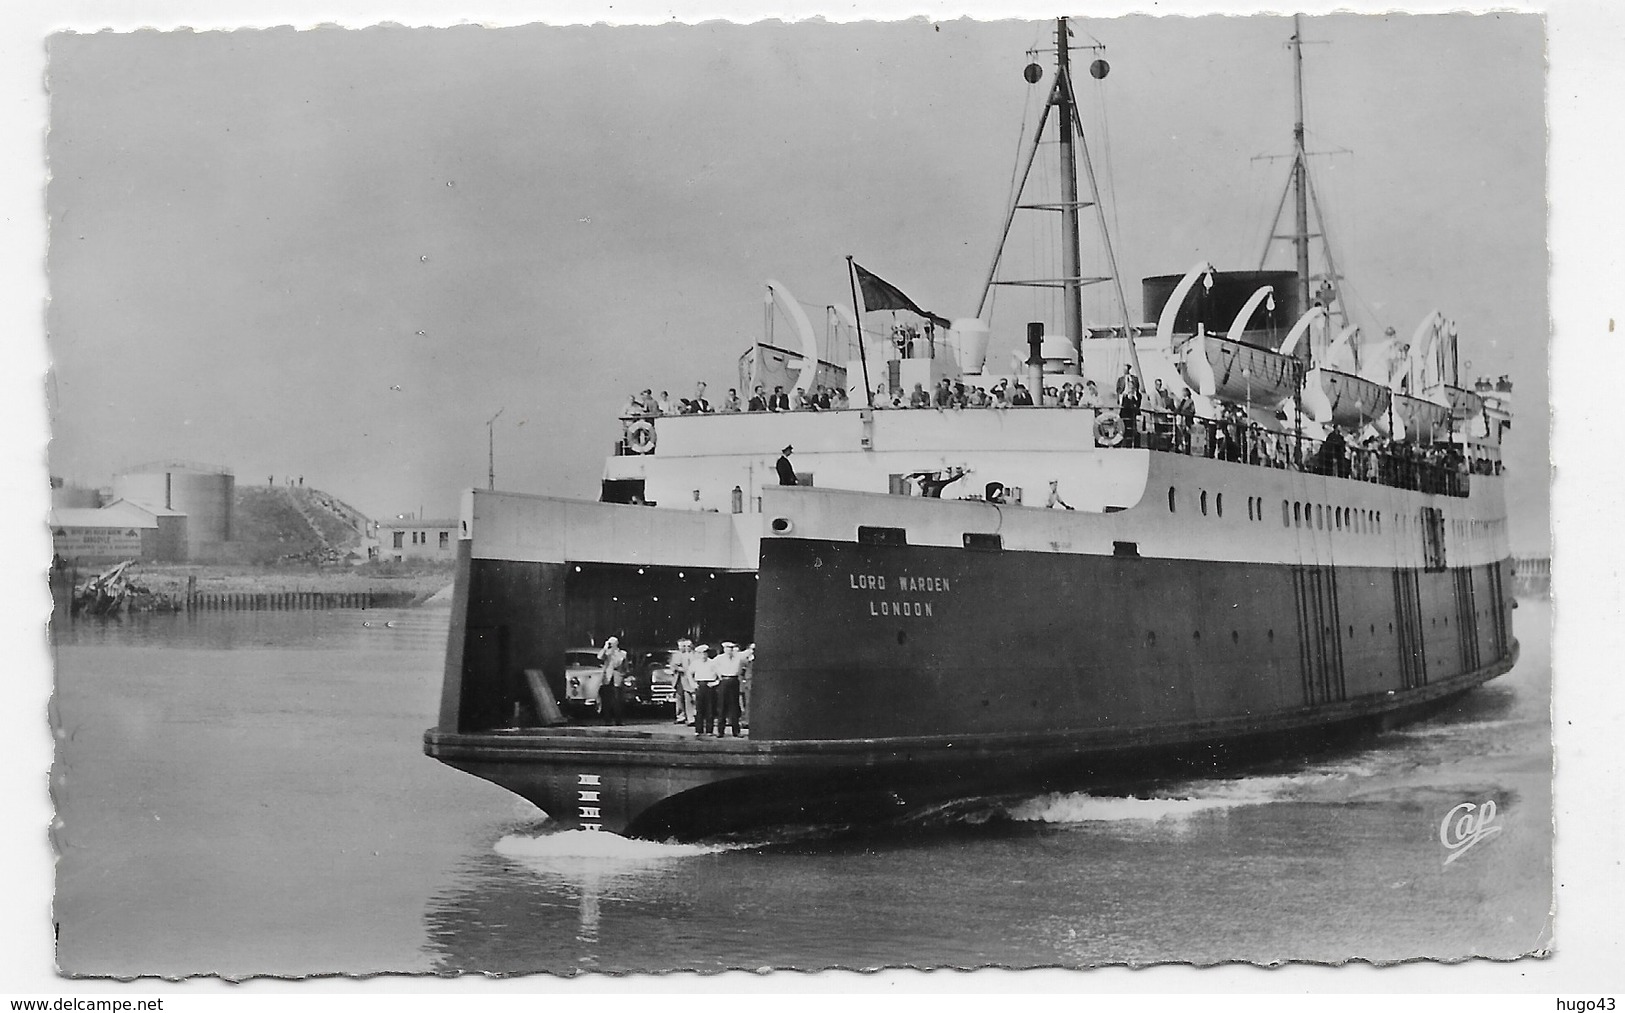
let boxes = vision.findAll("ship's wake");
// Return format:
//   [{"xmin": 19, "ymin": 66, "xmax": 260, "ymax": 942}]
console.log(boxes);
[
  {"xmin": 495, "ymin": 829, "xmax": 726, "ymax": 864},
  {"xmin": 491, "ymin": 821, "xmax": 791, "ymax": 874},
  {"xmin": 1004, "ymin": 759, "xmax": 1381, "ymax": 825},
  {"xmin": 1386, "ymin": 718, "xmax": 1520, "ymax": 739}
]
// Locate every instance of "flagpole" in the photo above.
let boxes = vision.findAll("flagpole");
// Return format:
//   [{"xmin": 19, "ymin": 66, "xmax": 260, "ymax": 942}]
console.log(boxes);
[{"xmin": 847, "ymin": 256, "xmax": 875, "ymax": 410}]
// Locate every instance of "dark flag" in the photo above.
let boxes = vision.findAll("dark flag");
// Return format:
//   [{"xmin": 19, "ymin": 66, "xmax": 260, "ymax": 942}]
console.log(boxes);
[{"xmin": 852, "ymin": 262, "xmax": 951, "ymax": 329}]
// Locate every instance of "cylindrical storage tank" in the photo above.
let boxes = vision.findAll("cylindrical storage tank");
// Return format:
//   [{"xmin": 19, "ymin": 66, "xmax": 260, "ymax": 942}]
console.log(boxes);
[
  {"xmin": 113, "ymin": 471, "xmax": 170, "ymax": 511},
  {"xmin": 167, "ymin": 469, "xmax": 233, "ymax": 545},
  {"xmin": 49, "ymin": 485, "xmax": 102, "ymax": 510},
  {"xmin": 115, "ymin": 462, "xmax": 234, "ymax": 557}
]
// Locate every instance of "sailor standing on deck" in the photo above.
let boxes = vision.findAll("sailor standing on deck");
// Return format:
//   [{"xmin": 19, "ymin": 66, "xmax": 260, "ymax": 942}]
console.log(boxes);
[
  {"xmin": 691, "ymin": 644, "xmax": 720, "ymax": 736},
  {"xmin": 776, "ymin": 446, "xmax": 798, "ymax": 486},
  {"xmin": 597, "ymin": 637, "xmax": 628, "ymax": 726},
  {"xmin": 714, "ymin": 642, "xmax": 746, "ymax": 737},
  {"xmin": 671, "ymin": 638, "xmax": 694, "ymax": 724}
]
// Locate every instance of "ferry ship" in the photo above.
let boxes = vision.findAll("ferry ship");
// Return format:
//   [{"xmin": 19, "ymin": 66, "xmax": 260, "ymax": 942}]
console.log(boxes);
[{"xmin": 424, "ymin": 18, "xmax": 1518, "ymax": 839}]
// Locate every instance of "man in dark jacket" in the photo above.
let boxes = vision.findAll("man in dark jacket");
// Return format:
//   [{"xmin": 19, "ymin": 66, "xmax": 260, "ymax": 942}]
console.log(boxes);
[
  {"xmin": 1175, "ymin": 387, "xmax": 1196, "ymax": 453},
  {"xmin": 776, "ymin": 446, "xmax": 798, "ymax": 485}
]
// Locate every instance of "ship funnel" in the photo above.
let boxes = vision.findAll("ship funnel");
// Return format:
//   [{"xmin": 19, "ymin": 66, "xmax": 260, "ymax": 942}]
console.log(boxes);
[{"xmin": 952, "ymin": 318, "xmax": 991, "ymax": 374}]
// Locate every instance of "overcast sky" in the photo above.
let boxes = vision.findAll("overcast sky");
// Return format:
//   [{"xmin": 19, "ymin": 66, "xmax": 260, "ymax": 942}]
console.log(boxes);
[{"xmin": 44, "ymin": 13, "xmax": 1548, "ymax": 546}]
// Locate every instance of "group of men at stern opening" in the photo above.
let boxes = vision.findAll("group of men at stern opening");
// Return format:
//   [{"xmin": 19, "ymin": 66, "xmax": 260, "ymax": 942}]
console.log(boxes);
[{"xmin": 595, "ymin": 637, "xmax": 753, "ymax": 738}]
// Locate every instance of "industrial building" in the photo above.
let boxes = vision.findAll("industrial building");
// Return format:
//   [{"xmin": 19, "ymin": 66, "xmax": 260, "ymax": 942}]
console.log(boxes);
[
  {"xmin": 375, "ymin": 517, "xmax": 459, "ymax": 562},
  {"xmin": 113, "ymin": 460, "xmax": 234, "ymax": 561},
  {"xmin": 50, "ymin": 499, "xmax": 188, "ymax": 565}
]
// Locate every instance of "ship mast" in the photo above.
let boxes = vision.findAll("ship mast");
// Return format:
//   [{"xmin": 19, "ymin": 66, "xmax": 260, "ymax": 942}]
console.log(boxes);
[
  {"xmin": 1259, "ymin": 14, "xmax": 1349, "ymax": 335},
  {"xmin": 1290, "ymin": 13, "xmax": 1311, "ymax": 321},
  {"xmin": 1055, "ymin": 18, "xmax": 1085, "ymax": 358},
  {"xmin": 978, "ymin": 17, "xmax": 1136, "ymax": 377}
]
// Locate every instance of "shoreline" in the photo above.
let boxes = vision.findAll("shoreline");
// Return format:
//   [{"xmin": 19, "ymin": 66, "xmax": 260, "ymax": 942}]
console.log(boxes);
[{"xmin": 63, "ymin": 561, "xmax": 454, "ymax": 603}]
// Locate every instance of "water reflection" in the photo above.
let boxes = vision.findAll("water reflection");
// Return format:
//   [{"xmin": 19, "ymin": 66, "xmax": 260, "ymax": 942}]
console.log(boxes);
[
  {"xmin": 53, "ymin": 607, "xmax": 449, "ymax": 652},
  {"xmin": 425, "ymin": 818, "xmax": 749, "ymax": 975}
]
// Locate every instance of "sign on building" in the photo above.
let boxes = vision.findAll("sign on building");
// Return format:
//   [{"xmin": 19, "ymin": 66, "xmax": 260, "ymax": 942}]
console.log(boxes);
[{"xmin": 53, "ymin": 526, "xmax": 143, "ymax": 558}]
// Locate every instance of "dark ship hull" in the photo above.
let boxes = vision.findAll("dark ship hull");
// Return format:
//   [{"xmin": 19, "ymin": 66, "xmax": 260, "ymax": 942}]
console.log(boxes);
[{"xmin": 424, "ymin": 449, "xmax": 1517, "ymax": 839}]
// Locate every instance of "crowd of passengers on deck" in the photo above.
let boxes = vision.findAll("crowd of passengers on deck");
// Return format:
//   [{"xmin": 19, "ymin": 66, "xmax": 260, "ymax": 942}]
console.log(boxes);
[
  {"xmin": 622, "ymin": 365, "xmax": 1496, "ymax": 494},
  {"xmin": 624, "ymin": 382, "xmax": 852, "ymax": 417}
]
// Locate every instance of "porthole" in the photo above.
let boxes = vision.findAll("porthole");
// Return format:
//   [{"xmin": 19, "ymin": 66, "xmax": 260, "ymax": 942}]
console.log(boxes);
[
  {"xmin": 1231, "ymin": 630, "xmax": 1239, "ymax": 644},
  {"xmin": 1200, "ymin": 491, "xmax": 1208, "ymax": 516},
  {"xmin": 1268, "ymin": 629, "xmax": 1275, "ymax": 641},
  {"xmin": 1294, "ymin": 502, "xmax": 1302, "ymax": 526},
  {"xmin": 1193, "ymin": 630, "xmax": 1201, "ymax": 640},
  {"xmin": 1216, "ymin": 493, "xmax": 1223, "ymax": 517},
  {"xmin": 1169, "ymin": 487, "xmax": 1177, "ymax": 513},
  {"xmin": 1283, "ymin": 501, "xmax": 1291, "ymax": 527},
  {"xmin": 1315, "ymin": 504, "xmax": 1323, "ymax": 529},
  {"xmin": 1248, "ymin": 497, "xmax": 1255, "ymax": 521}
]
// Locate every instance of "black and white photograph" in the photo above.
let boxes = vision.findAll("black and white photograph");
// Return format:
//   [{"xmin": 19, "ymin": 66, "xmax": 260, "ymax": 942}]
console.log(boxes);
[{"xmin": 10, "ymin": 0, "xmax": 1619, "ymax": 992}]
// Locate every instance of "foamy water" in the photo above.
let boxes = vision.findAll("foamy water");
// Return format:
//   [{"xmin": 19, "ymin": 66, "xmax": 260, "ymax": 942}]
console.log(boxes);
[
  {"xmin": 494, "ymin": 829, "xmax": 729, "ymax": 865},
  {"xmin": 1389, "ymin": 718, "xmax": 1519, "ymax": 738},
  {"xmin": 1007, "ymin": 760, "xmax": 1382, "ymax": 823}
]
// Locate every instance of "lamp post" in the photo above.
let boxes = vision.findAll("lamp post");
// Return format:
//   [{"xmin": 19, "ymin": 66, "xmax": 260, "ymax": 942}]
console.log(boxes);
[{"xmin": 487, "ymin": 407, "xmax": 504, "ymax": 490}]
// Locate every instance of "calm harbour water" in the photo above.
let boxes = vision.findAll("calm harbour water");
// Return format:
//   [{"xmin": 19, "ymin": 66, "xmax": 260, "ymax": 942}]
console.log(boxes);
[{"xmin": 51, "ymin": 600, "xmax": 1551, "ymax": 977}]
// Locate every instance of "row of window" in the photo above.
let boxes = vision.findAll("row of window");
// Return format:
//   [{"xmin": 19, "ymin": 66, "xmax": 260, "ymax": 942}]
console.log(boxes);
[
  {"xmin": 1166, "ymin": 486, "xmax": 1499, "ymax": 546},
  {"xmin": 1168, "ymin": 486, "xmax": 1388, "ymax": 535},
  {"xmin": 1166, "ymin": 487, "xmax": 1266, "ymax": 521},
  {"xmin": 1283, "ymin": 500, "xmax": 1384, "ymax": 535},
  {"xmin": 390, "ymin": 530, "xmax": 451, "ymax": 549}
]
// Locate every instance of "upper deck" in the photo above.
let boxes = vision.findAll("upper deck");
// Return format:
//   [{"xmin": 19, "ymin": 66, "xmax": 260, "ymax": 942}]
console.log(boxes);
[{"xmin": 602, "ymin": 400, "xmax": 1502, "ymax": 520}]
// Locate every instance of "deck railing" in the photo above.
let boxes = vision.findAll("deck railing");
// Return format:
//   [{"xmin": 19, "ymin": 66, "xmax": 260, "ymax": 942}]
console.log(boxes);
[{"xmin": 615, "ymin": 402, "xmax": 1492, "ymax": 498}]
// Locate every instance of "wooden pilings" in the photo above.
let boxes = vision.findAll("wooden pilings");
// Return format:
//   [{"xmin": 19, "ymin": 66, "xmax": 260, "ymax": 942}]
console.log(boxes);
[{"xmin": 182, "ymin": 590, "xmax": 417, "ymax": 611}]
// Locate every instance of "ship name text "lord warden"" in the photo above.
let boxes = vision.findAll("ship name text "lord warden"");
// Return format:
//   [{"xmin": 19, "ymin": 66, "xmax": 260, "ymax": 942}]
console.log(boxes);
[{"xmin": 848, "ymin": 572, "xmax": 950, "ymax": 618}]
